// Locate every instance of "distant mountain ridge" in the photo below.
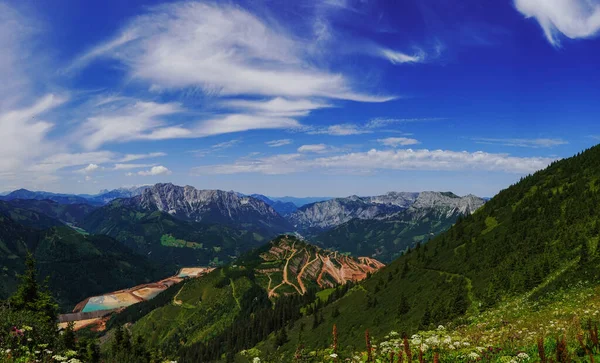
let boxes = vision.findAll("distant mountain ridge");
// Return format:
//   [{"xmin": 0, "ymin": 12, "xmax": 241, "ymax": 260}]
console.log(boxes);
[
  {"xmin": 288, "ymin": 191, "xmax": 485, "ymax": 234},
  {"xmin": 313, "ymin": 192, "xmax": 486, "ymax": 262},
  {"xmin": 250, "ymin": 194, "xmax": 298, "ymax": 215},
  {"xmin": 0, "ymin": 186, "xmax": 151, "ymax": 206},
  {"xmin": 121, "ymin": 183, "xmax": 292, "ymax": 234},
  {"xmin": 0, "ymin": 189, "xmax": 93, "ymax": 205},
  {"xmin": 86, "ymin": 185, "xmax": 150, "ymax": 204}
]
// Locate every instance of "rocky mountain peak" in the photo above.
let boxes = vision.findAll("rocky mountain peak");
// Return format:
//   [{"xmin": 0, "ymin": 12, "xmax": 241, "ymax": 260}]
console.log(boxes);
[{"xmin": 130, "ymin": 183, "xmax": 291, "ymax": 233}]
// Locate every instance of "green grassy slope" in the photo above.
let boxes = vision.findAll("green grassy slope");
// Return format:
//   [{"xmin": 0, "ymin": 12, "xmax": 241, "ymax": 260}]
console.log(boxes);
[{"xmin": 249, "ymin": 145, "xmax": 600, "ymax": 360}]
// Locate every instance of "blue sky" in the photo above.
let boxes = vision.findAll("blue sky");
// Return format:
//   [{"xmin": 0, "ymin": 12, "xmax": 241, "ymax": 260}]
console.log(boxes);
[{"xmin": 1, "ymin": 0, "xmax": 600, "ymax": 197}]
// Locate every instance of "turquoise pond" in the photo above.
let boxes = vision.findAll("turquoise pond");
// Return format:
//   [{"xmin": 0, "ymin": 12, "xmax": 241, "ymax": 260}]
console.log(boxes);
[{"xmin": 82, "ymin": 299, "xmax": 133, "ymax": 313}]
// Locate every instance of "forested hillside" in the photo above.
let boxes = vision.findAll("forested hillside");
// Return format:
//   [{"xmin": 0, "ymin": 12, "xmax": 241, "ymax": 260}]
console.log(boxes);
[
  {"xmin": 0, "ymin": 207, "xmax": 168, "ymax": 311},
  {"xmin": 82, "ymin": 201, "xmax": 268, "ymax": 266},
  {"xmin": 248, "ymin": 145, "xmax": 600, "ymax": 360}
]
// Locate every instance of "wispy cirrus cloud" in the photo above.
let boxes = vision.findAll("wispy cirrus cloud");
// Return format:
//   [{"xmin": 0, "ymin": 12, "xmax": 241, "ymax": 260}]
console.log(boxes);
[
  {"xmin": 514, "ymin": 0, "xmax": 600, "ymax": 46},
  {"xmin": 365, "ymin": 117, "xmax": 445, "ymax": 129},
  {"xmin": 193, "ymin": 148, "xmax": 556, "ymax": 176},
  {"xmin": 62, "ymin": 1, "xmax": 402, "ymax": 151},
  {"xmin": 67, "ymin": 2, "xmax": 395, "ymax": 103},
  {"xmin": 113, "ymin": 163, "xmax": 156, "ymax": 170},
  {"xmin": 72, "ymin": 98, "xmax": 300, "ymax": 149},
  {"xmin": 307, "ymin": 124, "xmax": 373, "ymax": 136},
  {"xmin": 298, "ymin": 144, "xmax": 329, "ymax": 153},
  {"xmin": 377, "ymin": 48, "xmax": 425, "ymax": 64},
  {"xmin": 472, "ymin": 137, "xmax": 568, "ymax": 148},
  {"xmin": 305, "ymin": 117, "xmax": 442, "ymax": 136},
  {"xmin": 377, "ymin": 137, "xmax": 420, "ymax": 147},
  {"xmin": 266, "ymin": 139, "xmax": 293, "ymax": 147},
  {"xmin": 211, "ymin": 139, "xmax": 241, "ymax": 150},
  {"xmin": 119, "ymin": 152, "xmax": 166, "ymax": 163}
]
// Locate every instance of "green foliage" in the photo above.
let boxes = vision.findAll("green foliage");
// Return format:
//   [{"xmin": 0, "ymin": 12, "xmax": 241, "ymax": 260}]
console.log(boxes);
[
  {"xmin": 0, "ymin": 255, "xmax": 94, "ymax": 363},
  {"xmin": 8, "ymin": 252, "xmax": 57, "ymax": 321},
  {"xmin": 82, "ymin": 205, "xmax": 268, "ymax": 266},
  {"xmin": 0, "ymin": 208, "xmax": 167, "ymax": 311}
]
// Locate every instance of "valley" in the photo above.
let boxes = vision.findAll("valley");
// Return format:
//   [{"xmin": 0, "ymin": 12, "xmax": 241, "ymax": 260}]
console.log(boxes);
[{"xmin": 5, "ymin": 146, "xmax": 600, "ymax": 362}]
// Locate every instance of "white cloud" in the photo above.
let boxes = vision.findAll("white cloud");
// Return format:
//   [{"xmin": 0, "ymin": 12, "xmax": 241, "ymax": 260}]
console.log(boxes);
[
  {"xmin": 366, "ymin": 117, "xmax": 444, "ymax": 129},
  {"xmin": 224, "ymin": 98, "xmax": 332, "ymax": 118},
  {"xmin": 298, "ymin": 144, "xmax": 328, "ymax": 153},
  {"xmin": 378, "ymin": 137, "xmax": 420, "ymax": 147},
  {"xmin": 194, "ymin": 154, "xmax": 303, "ymax": 175},
  {"xmin": 308, "ymin": 124, "xmax": 372, "ymax": 136},
  {"xmin": 119, "ymin": 152, "xmax": 167, "ymax": 162},
  {"xmin": 0, "ymin": 95, "xmax": 67, "ymax": 174},
  {"xmin": 194, "ymin": 114, "xmax": 301, "ymax": 137},
  {"xmin": 514, "ymin": 0, "xmax": 600, "ymax": 46},
  {"xmin": 137, "ymin": 165, "xmax": 172, "ymax": 176},
  {"xmin": 68, "ymin": 2, "xmax": 394, "ymax": 103},
  {"xmin": 76, "ymin": 163, "xmax": 101, "ymax": 174},
  {"xmin": 73, "ymin": 96, "xmax": 303, "ymax": 149},
  {"xmin": 113, "ymin": 163, "xmax": 156, "ymax": 170},
  {"xmin": 378, "ymin": 48, "xmax": 425, "ymax": 64},
  {"xmin": 266, "ymin": 139, "xmax": 293, "ymax": 147},
  {"xmin": 472, "ymin": 137, "xmax": 568, "ymax": 148},
  {"xmin": 75, "ymin": 101, "xmax": 183, "ymax": 150},
  {"xmin": 212, "ymin": 139, "xmax": 241, "ymax": 150},
  {"xmin": 193, "ymin": 148, "xmax": 556, "ymax": 175}
]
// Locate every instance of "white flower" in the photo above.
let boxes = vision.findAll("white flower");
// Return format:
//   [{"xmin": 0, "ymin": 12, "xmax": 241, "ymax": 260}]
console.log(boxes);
[
  {"xmin": 517, "ymin": 352, "xmax": 530, "ymax": 361},
  {"xmin": 330, "ymin": 353, "xmax": 338, "ymax": 358},
  {"xmin": 437, "ymin": 325, "xmax": 445, "ymax": 330},
  {"xmin": 468, "ymin": 352, "xmax": 479, "ymax": 359},
  {"xmin": 4, "ymin": 349, "xmax": 11, "ymax": 354},
  {"xmin": 253, "ymin": 358, "xmax": 261, "ymax": 363}
]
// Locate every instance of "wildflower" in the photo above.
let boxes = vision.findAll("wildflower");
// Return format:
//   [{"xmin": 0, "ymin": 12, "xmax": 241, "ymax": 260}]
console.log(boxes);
[
  {"xmin": 253, "ymin": 357, "xmax": 261, "ymax": 363},
  {"xmin": 467, "ymin": 352, "xmax": 479, "ymax": 360},
  {"xmin": 330, "ymin": 353, "xmax": 338, "ymax": 358},
  {"xmin": 437, "ymin": 325, "xmax": 445, "ymax": 331}
]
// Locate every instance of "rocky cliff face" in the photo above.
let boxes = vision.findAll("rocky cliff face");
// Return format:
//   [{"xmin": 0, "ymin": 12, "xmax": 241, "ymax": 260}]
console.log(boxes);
[
  {"xmin": 124, "ymin": 183, "xmax": 291, "ymax": 233},
  {"xmin": 288, "ymin": 191, "xmax": 485, "ymax": 232}
]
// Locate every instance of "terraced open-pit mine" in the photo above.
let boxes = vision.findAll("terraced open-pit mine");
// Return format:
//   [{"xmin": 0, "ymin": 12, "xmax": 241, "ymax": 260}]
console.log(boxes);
[{"xmin": 256, "ymin": 236, "xmax": 384, "ymax": 298}]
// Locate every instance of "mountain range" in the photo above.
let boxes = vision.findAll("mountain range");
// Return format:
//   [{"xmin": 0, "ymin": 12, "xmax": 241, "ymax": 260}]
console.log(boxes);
[
  {"xmin": 0, "ymin": 185, "xmax": 150, "ymax": 206},
  {"xmin": 5, "ymin": 144, "xmax": 600, "ymax": 362},
  {"xmin": 0, "ymin": 184, "xmax": 485, "ymax": 266}
]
